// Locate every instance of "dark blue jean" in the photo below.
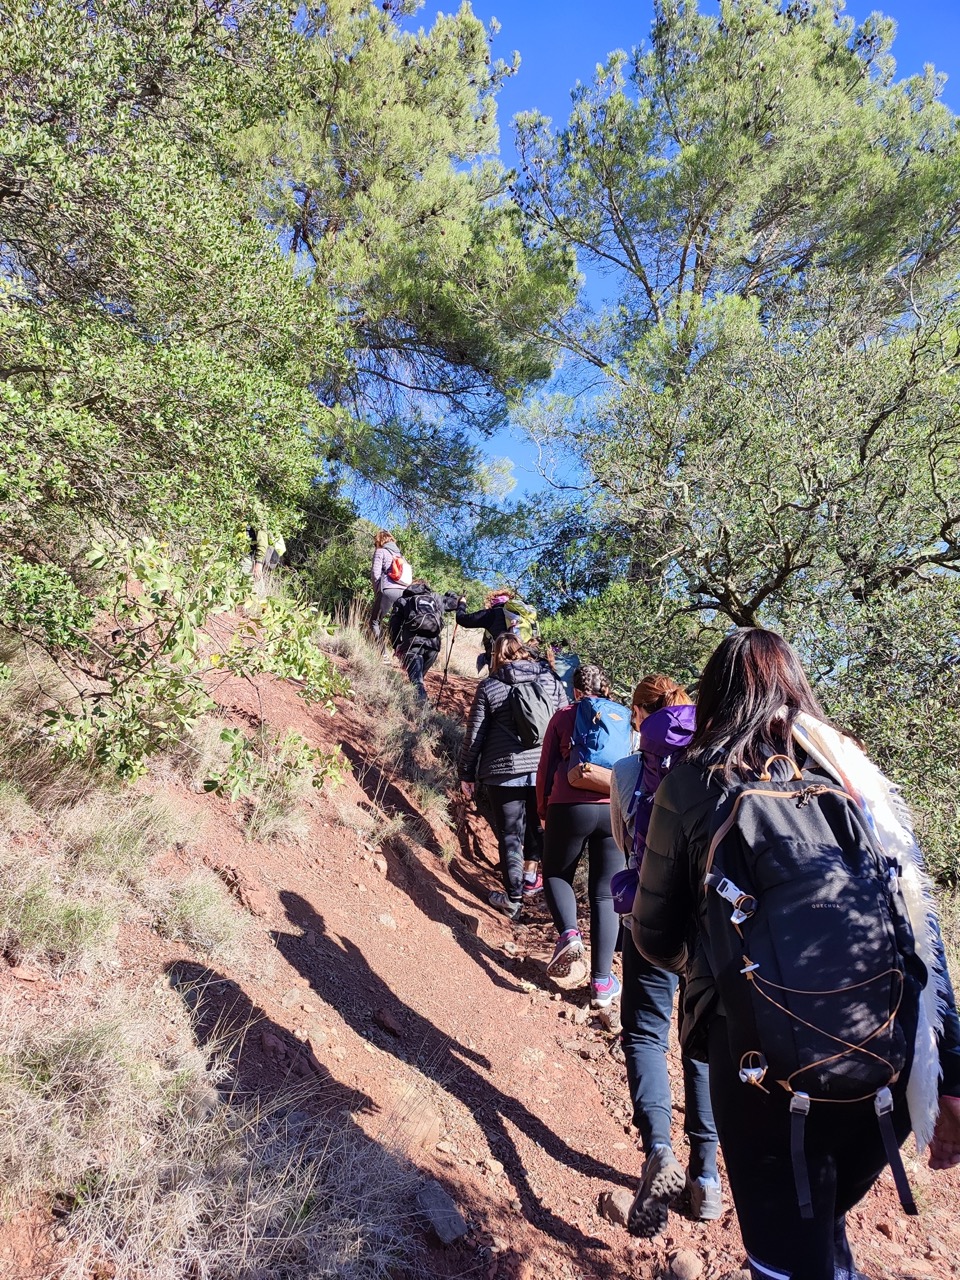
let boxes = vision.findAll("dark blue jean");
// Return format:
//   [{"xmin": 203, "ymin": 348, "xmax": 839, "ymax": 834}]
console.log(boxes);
[
  {"xmin": 402, "ymin": 646, "xmax": 437, "ymax": 701},
  {"xmin": 621, "ymin": 928, "xmax": 718, "ymax": 1180}
]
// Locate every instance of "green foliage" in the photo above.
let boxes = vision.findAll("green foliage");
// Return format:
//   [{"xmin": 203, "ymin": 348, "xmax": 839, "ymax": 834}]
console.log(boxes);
[
  {"xmin": 516, "ymin": 0, "xmax": 960, "ymax": 881},
  {"xmin": 27, "ymin": 539, "xmax": 350, "ymax": 781},
  {"xmin": 249, "ymin": 0, "xmax": 575, "ymax": 510},
  {"xmin": 204, "ymin": 727, "xmax": 345, "ymax": 809}
]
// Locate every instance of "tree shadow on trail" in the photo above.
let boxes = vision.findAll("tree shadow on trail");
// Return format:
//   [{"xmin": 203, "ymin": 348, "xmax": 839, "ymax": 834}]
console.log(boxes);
[{"xmin": 274, "ymin": 890, "xmax": 631, "ymax": 1253}]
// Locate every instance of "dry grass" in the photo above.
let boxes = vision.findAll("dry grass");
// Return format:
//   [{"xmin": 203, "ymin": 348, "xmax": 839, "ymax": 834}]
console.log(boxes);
[
  {"xmin": 0, "ymin": 639, "xmax": 97, "ymax": 811},
  {"xmin": 58, "ymin": 792, "xmax": 197, "ymax": 887},
  {"xmin": 0, "ymin": 987, "xmax": 425, "ymax": 1280},
  {"xmin": 0, "ymin": 855, "xmax": 117, "ymax": 969},
  {"xmin": 938, "ymin": 886, "xmax": 960, "ymax": 979},
  {"xmin": 0, "ymin": 779, "xmax": 36, "ymax": 839},
  {"xmin": 164, "ymin": 714, "xmax": 235, "ymax": 791},
  {"xmin": 145, "ymin": 870, "xmax": 247, "ymax": 960}
]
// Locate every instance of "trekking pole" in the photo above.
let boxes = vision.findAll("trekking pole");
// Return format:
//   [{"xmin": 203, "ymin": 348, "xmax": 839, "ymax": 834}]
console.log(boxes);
[{"xmin": 437, "ymin": 616, "xmax": 459, "ymax": 706}]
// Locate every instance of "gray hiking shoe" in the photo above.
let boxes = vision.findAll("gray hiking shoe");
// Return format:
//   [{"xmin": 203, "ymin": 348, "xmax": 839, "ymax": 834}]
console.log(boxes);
[
  {"xmin": 686, "ymin": 1172, "xmax": 724, "ymax": 1221},
  {"xmin": 628, "ymin": 1145, "xmax": 685, "ymax": 1238},
  {"xmin": 545, "ymin": 931, "xmax": 587, "ymax": 988}
]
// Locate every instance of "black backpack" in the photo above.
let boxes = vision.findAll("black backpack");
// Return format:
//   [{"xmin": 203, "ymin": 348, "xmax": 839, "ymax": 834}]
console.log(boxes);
[
  {"xmin": 401, "ymin": 591, "xmax": 442, "ymax": 638},
  {"xmin": 702, "ymin": 754, "xmax": 925, "ymax": 1219},
  {"xmin": 507, "ymin": 680, "xmax": 554, "ymax": 750}
]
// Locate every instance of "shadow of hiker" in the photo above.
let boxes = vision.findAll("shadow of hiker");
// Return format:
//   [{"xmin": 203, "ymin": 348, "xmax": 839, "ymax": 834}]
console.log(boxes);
[
  {"xmin": 163, "ymin": 961, "xmax": 471, "ymax": 1276},
  {"xmin": 166, "ymin": 959, "xmax": 375, "ymax": 1113},
  {"xmin": 334, "ymin": 737, "xmax": 542, "ymax": 996},
  {"xmin": 274, "ymin": 891, "xmax": 632, "ymax": 1252}
]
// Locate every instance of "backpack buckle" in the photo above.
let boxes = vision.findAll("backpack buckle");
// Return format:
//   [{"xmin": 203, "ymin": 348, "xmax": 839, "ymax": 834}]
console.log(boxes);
[
  {"xmin": 790, "ymin": 1091, "xmax": 811, "ymax": 1115},
  {"xmin": 738, "ymin": 1052, "xmax": 768, "ymax": 1086},
  {"xmin": 875, "ymin": 1086, "xmax": 894, "ymax": 1116},
  {"xmin": 713, "ymin": 877, "xmax": 757, "ymax": 920}
]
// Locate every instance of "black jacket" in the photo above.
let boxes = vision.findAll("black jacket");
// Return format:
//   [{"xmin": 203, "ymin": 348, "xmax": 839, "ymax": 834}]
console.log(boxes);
[
  {"xmin": 631, "ymin": 760, "xmax": 960, "ymax": 1090},
  {"xmin": 458, "ymin": 659, "xmax": 567, "ymax": 783},
  {"xmin": 388, "ymin": 584, "xmax": 452, "ymax": 657}
]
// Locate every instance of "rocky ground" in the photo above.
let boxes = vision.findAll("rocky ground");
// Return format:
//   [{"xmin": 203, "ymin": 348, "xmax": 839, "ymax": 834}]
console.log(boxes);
[{"xmin": 2, "ymin": 632, "xmax": 958, "ymax": 1280}]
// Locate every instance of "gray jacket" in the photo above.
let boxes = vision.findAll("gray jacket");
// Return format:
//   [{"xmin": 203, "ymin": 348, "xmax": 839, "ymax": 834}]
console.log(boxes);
[
  {"xmin": 458, "ymin": 659, "xmax": 567, "ymax": 783},
  {"xmin": 371, "ymin": 541, "xmax": 402, "ymax": 592}
]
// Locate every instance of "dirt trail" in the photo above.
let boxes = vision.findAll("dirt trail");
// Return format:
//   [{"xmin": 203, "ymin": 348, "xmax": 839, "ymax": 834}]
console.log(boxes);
[{"xmin": 4, "ymin": 636, "xmax": 959, "ymax": 1280}]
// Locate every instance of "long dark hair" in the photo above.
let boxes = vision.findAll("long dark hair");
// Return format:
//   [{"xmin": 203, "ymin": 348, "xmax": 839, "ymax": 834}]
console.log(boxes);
[{"xmin": 690, "ymin": 628, "xmax": 827, "ymax": 779}]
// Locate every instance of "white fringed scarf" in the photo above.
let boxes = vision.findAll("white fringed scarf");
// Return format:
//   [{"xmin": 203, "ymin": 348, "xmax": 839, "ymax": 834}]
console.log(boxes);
[{"xmin": 793, "ymin": 713, "xmax": 947, "ymax": 1150}]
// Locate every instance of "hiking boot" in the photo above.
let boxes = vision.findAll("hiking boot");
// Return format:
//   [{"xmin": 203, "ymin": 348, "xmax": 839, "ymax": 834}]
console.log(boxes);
[
  {"xmin": 590, "ymin": 973, "xmax": 622, "ymax": 1009},
  {"xmin": 522, "ymin": 872, "xmax": 543, "ymax": 898},
  {"xmin": 488, "ymin": 890, "xmax": 522, "ymax": 922},
  {"xmin": 546, "ymin": 930, "xmax": 587, "ymax": 988},
  {"xmin": 686, "ymin": 1172, "xmax": 724, "ymax": 1221},
  {"xmin": 627, "ymin": 1144, "xmax": 685, "ymax": 1238}
]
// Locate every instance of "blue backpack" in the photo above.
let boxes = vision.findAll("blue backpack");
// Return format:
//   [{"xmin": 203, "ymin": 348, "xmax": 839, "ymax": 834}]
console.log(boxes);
[{"xmin": 571, "ymin": 696, "xmax": 632, "ymax": 769}]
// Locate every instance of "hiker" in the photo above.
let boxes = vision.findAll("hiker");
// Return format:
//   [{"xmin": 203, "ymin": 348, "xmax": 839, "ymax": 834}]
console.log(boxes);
[
  {"xmin": 247, "ymin": 523, "xmax": 286, "ymax": 587},
  {"xmin": 456, "ymin": 589, "xmax": 539, "ymax": 674},
  {"xmin": 551, "ymin": 641, "xmax": 581, "ymax": 703},
  {"xmin": 387, "ymin": 578, "xmax": 454, "ymax": 703},
  {"xmin": 536, "ymin": 664, "xmax": 627, "ymax": 1008},
  {"xmin": 609, "ymin": 675, "xmax": 721, "ymax": 1238},
  {"xmin": 631, "ymin": 628, "xmax": 960, "ymax": 1280},
  {"xmin": 370, "ymin": 529, "xmax": 410, "ymax": 644},
  {"xmin": 458, "ymin": 633, "xmax": 567, "ymax": 918}
]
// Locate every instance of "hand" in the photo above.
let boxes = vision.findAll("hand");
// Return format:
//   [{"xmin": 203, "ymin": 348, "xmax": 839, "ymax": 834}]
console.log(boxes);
[
  {"xmin": 928, "ymin": 1095, "xmax": 960, "ymax": 1170},
  {"xmin": 460, "ymin": 781, "xmax": 475, "ymax": 799},
  {"xmin": 252, "ymin": 562, "xmax": 263, "ymax": 580}
]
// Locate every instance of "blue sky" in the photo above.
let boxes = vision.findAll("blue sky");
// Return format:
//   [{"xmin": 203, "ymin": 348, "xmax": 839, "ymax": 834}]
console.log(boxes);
[{"xmin": 446, "ymin": 0, "xmax": 960, "ymax": 499}]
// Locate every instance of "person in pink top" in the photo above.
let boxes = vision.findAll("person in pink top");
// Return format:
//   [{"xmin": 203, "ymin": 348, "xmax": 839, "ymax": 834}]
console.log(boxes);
[{"xmin": 536, "ymin": 663, "xmax": 622, "ymax": 1007}]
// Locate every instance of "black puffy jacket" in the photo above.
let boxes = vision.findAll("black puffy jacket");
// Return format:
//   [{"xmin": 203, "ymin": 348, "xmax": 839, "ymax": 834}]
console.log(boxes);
[{"xmin": 458, "ymin": 659, "xmax": 567, "ymax": 783}]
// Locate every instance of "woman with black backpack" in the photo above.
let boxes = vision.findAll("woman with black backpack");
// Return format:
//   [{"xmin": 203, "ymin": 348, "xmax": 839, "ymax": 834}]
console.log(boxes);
[
  {"xmin": 458, "ymin": 634, "xmax": 567, "ymax": 921},
  {"xmin": 631, "ymin": 628, "xmax": 960, "ymax": 1280}
]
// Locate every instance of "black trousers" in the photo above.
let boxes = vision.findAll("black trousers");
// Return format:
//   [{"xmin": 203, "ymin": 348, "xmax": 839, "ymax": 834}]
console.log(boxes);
[
  {"xmin": 484, "ymin": 784, "xmax": 539, "ymax": 901},
  {"xmin": 708, "ymin": 1018, "xmax": 911, "ymax": 1280}
]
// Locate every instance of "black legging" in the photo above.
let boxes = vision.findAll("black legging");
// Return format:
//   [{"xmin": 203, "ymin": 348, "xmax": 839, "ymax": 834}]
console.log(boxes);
[
  {"xmin": 542, "ymin": 803, "xmax": 622, "ymax": 980},
  {"xmin": 484, "ymin": 784, "xmax": 540, "ymax": 901},
  {"xmin": 708, "ymin": 1017, "xmax": 911, "ymax": 1280}
]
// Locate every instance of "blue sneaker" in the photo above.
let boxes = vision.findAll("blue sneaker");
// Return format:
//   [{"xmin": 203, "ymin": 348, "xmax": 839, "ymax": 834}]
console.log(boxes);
[{"xmin": 590, "ymin": 973, "xmax": 621, "ymax": 1009}]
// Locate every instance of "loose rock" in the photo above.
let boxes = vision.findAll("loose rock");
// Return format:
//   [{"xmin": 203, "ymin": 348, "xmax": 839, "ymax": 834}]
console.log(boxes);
[
  {"xmin": 668, "ymin": 1250, "xmax": 704, "ymax": 1280},
  {"xmin": 377, "ymin": 912, "xmax": 398, "ymax": 930},
  {"xmin": 373, "ymin": 1007, "xmax": 404, "ymax": 1037},
  {"xmin": 416, "ymin": 1179, "xmax": 468, "ymax": 1244},
  {"xmin": 597, "ymin": 1188, "xmax": 633, "ymax": 1228}
]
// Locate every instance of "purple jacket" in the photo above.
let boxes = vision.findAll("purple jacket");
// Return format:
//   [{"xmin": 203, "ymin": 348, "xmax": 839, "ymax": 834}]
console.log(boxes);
[{"xmin": 610, "ymin": 704, "xmax": 696, "ymax": 864}]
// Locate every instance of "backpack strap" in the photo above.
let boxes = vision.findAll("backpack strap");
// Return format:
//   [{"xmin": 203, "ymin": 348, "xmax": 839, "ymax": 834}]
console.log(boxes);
[
  {"xmin": 789, "ymin": 1093, "xmax": 814, "ymax": 1219},
  {"xmin": 875, "ymin": 1088, "xmax": 918, "ymax": 1215}
]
